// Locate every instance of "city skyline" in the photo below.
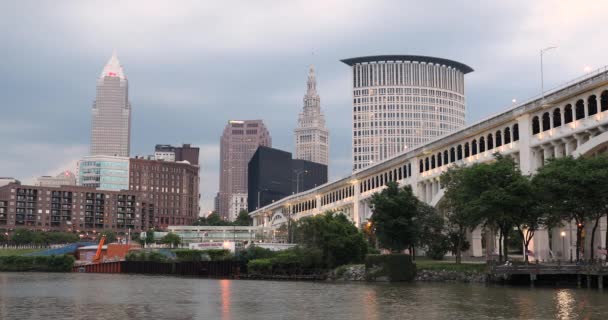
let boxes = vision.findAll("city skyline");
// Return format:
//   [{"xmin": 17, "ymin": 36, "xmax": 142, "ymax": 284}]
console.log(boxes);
[{"xmin": 2, "ymin": 1, "xmax": 608, "ymax": 213}]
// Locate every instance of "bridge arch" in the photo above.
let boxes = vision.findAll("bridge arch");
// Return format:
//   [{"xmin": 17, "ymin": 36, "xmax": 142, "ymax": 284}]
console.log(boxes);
[{"xmin": 572, "ymin": 131, "xmax": 608, "ymax": 157}]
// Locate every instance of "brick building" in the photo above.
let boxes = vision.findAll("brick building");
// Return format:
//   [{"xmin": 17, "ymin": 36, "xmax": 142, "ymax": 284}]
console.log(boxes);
[
  {"xmin": 129, "ymin": 157, "xmax": 200, "ymax": 228},
  {"xmin": 0, "ymin": 156, "xmax": 200, "ymax": 233}
]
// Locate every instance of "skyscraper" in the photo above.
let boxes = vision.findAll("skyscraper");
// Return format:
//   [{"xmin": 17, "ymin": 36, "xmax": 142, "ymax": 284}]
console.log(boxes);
[
  {"xmin": 218, "ymin": 120, "xmax": 271, "ymax": 220},
  {"xmin": 341, "ymin": 55, "xmax": 473, "ymax": 171},
  {"xmin": 294, "ymin": 65, "xmax": 329, "ymax": 166},
  {"xmin": 90, "ymin": 51, "xmax": 131, "ymax": 157}
]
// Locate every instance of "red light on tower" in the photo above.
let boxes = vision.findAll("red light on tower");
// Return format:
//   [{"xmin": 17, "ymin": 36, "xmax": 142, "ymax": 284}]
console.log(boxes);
[{"xmin": 108, "ymin": 72, "xmax": 117, "ymax": 77}]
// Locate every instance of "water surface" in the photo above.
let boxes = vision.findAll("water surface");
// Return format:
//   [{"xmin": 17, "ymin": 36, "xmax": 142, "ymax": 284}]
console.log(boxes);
[{"xmin": 0, "ymin": 273, "xmax": 605, "ymax": 319}]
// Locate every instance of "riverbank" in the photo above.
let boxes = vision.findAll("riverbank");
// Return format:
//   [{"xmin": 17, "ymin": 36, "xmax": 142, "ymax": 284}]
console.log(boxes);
[{"xmin": 330, "ymin": 260, "xmax": 487, "ymax": 283}]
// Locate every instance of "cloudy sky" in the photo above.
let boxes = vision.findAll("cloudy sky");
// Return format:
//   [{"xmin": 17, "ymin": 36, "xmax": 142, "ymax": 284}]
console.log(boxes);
[{"xmin": 1, "ymin": 1, "xmax": 607, "ymax": 213}]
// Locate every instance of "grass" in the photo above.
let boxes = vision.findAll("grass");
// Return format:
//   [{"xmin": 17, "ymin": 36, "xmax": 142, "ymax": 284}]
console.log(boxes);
[
  {"xmin": 0, "ymin": 249, "xmax": 44, "ymax": 257},
  {"xmin": 414, "ymin": 257, "xmax": 487, "ymax": 273}
]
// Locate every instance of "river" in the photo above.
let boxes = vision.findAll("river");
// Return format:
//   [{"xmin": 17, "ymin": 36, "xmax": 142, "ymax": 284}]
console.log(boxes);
[{"xmin": 0, "ymin": 273, "xmax": 606, "ymax": 319}]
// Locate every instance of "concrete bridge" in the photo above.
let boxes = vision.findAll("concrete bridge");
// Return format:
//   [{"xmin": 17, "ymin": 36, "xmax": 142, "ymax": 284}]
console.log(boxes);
[{"xmin": 250, "ymin": 66, "xmax": 608, "ymax": 261}]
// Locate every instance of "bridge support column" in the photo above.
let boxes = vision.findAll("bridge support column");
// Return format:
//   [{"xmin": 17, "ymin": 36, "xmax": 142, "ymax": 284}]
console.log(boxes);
[
  {"xmin": 543, "ymin": 145, "xmax": 553, "ymax": 161},
  {"xmin": 529, "ymin": 228, "xmax": 550, "ymax": 262},
  {"xmin": 516, "ymin": 114, "xmax": 533, "ymax": 174},
  {"xmin": 599, "ymin": 275, "xmax": 604, "ymax": 290},
  {"xmin": 353, "ymin": 184, "xmax": 361, "ymax": 228},
  {"xmin": 552, "ymin": 142, "xmax": 565, "ymax": 158},
  {"xmin": 471, "ymin": 227, "xmax": 483, "ymax": 257}
]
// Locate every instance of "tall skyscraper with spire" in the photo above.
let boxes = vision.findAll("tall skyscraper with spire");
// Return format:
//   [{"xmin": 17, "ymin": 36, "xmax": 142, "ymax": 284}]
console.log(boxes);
[
  {"xmin": 294, "ymin": 65, "xmax": 329, "ymax": 166},
  {"xmin": 90, "ymin": 51, "xmax": 131, "ymax": 157}
]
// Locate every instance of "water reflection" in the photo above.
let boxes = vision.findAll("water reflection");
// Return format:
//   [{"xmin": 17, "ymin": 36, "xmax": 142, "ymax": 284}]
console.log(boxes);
[
  {"xmin": 220, "ymin": 279, "xmax": 231, "ymax": 320},
  {"xmin": 555, "ymin": 289, "xmax": 575, "ymax": 319}
]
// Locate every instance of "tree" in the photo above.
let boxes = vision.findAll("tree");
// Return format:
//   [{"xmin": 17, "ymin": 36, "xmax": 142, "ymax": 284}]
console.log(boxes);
[
  {"xmin": 194, "ymin": 212, "xmax": 230, "ymax": 226},
  {"xmin": 369, "ymin": 181, "xmax": 423, "ymax": 253},
  {"xmin": 417, "ymin": 201, "xmax": 447, "ymax": 260},
  {"xmin": 440, "ymin": 155, "xmax": 539, "ymax": 263},
  {"xmin": 97, "ymin": 230, "xmax": 117, "ymax": 244},
  {"xmin": 11, "ymin": 229, "xmax": 34, "ymax": 245},
  {"xmin": 234, "ymin": 210, "xmax": 252, "ymax": 226},
  {"xmin": 440, "ymin": 167, "xmax": 481, "ymax": 264},
  {"xmin": 161, "ymin": 232, "xmax": 182, "ymax": 248},
  {"xmin": 534, "ymin": 156, "xmax": 604, "ymax": 261},
  {"xmin": 293, "ymin": 211, "xmax": 367, "ymax": 268}
]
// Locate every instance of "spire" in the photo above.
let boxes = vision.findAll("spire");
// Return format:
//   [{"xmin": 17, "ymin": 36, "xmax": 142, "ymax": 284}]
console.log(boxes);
[
  {"xmin": 100, "ymin": 50, "xmax": 126, "ymax": 79},
  {"xmin": 306, "ymin": 64, "xmax": 317, "ymax": 95}
]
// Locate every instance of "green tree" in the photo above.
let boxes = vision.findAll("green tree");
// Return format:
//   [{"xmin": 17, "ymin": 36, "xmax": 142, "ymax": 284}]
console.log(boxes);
[
  {"xmin": 194, "ymin": 212, "xmax": 230, "ymax": 226},
  {"xmin": 11, "ymin": 229, "xmax": 34, "ymax": 245},
  {"xmin": 161, "ymin": 232, "xmax": 182, "ymax": 248},
  {"xmin": 369, "ymin": 181, "xmax": 423, "ymax": 253},
  {"xmin": 97, "ymin": 230, "xmax": 117, "ymax": 244},
  {"xmin": 442, "ymin": 155, "xmax": 541, "ymax": 263},
  {"xmin": 293, "ymin": 211, "xmax": 367, "ymax": 268},
  {"xmin": 440, "ymin": 166, "xmax": 481, "ymax": 264},
  {"xmin": 417, "ymin": 201, "xmax": 448, "ymax": 260},
  {"xmin": 534, "ymin": 156, "xmax": 608, "ymax": 260},
  {"xmin": 234, "ymin": 210, "xmax": 252, "ymax": 226}
]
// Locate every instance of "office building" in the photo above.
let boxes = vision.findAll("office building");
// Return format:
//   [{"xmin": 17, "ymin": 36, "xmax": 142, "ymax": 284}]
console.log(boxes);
[
  {"xmin": 90, "ymin": 51, "xmax": 132, "ymax": 157},
  {"xmin": 247, "ymin": 146, "xmax": 327, "ymax": 212},
  {"xmin": 294, "ymin": 65, "xmax": 329, "ymax": 166},
  {"xmin": 218, "ymin": 120, "xmax": 271, "ymax": 220},
  {"xmin": 341, "ymin": 55, "xmax": 473, "ymax": 171},
  {"xmin": 78, "ymin": 155, "xmax": 130, "ymax": 191}
]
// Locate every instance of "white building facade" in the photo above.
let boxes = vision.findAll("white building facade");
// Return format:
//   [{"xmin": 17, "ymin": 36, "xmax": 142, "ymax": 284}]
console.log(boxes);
[
  {"xmin": 294, "ymin": 65, "xmax": 329, "ymax": 166},
  {"xmin": 90, "ymin": 51, "xmax": 131, "ymax": 157},
  {"xmin": 342, "ymin": 55, "xmax": 472, "ymax": 171},
  {"xmin": 228, "ymin": 193, "xmax": 248, "ymax": 221},
  {"xmin": 251, "ymin": 67, "xmax": 608, "ymax": 262}
]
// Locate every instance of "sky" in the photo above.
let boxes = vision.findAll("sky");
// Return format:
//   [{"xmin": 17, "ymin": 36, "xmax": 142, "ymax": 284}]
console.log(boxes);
[{"xmin": 1, "ymin": 0, "xmax": 608, "ymax": 214}]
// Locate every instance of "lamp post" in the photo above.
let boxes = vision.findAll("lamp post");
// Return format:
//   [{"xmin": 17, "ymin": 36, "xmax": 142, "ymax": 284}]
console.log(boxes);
[
  {"xmin": 560, "ymin": 231, "xmax": 566, "ymax": 262},
  {"xmin": 257, "ymin": 188, "xmax": 270, "ymax": 209},
  {"xmin": 540, "ymin": 46, "xmax": 557, "ymax": 100},
  {"xmin": 294, "ymin": 169, "xmax": 308, "ymax": 194}
]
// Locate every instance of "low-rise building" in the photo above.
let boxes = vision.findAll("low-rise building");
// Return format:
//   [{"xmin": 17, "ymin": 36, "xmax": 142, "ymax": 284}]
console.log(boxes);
[
  {"xmin": 0, "ymin": 184, "xmax": 140, "ymax": 232},
  {"xmin": 36, "ymin": 171, "xmax": 77, "ymax": 188}
]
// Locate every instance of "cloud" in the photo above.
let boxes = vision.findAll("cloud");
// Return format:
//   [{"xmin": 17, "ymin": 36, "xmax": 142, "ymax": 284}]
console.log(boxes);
[{"xmin": 3, "ymin": 0, "xmax": 608, "ymax": 215}]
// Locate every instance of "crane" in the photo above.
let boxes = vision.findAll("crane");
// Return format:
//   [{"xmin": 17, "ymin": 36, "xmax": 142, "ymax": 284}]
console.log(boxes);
[{"xmin": 92, "ymin": 235, "xmax": 106, "ymax": 263}]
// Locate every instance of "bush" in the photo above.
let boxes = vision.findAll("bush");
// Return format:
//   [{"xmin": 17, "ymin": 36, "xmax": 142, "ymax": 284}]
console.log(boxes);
[
  {"xmin": 203, "ymin": 249, "xmax": 232, "ymax": 261},
  {"xmin": 125, "ymin": 251, "xmax": 168, "ymax": 262},
  {"xmin": 425, "ymin": 234, "xmax": 450, "ymax": 260},
  {"xmin": 173, "ymin": 249, "xmax": 210, "ymax": 262},
  {"xmin": 237, "ymin": 246, "xmax": 276, "ymax": 263},
  {"xmin": 365, "ymin": 254, "xmax": 416, "ymax": 282},
  {"xmin": 248, "ymin": 258, "xmax": 273, "ymax": 274},
  {"xmin": 0, "ymin": 255, "xmax": 74, "ymax": 272},
  {"xmin": 246, "ymin": 246, "xmax": 324, "ymax": 275}
]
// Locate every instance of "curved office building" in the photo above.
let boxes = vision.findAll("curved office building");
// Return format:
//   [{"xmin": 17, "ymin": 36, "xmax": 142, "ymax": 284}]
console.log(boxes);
[{"xmin": 342, "ymin": 55, "xmax": 473, "ymax": 171}]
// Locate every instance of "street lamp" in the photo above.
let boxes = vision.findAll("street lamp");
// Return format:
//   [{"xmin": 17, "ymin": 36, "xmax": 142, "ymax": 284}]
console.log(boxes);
[
  {"xmin": 540, "ymin": 46, "xmax": 557, "ymax": 100},
  {"xmin": 294, "ymin": 169, "xmax": 308, "ymax": 194},
  {"xmin": 560, "ymin": 231, "xmax": 566, "ymax": 262}
]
